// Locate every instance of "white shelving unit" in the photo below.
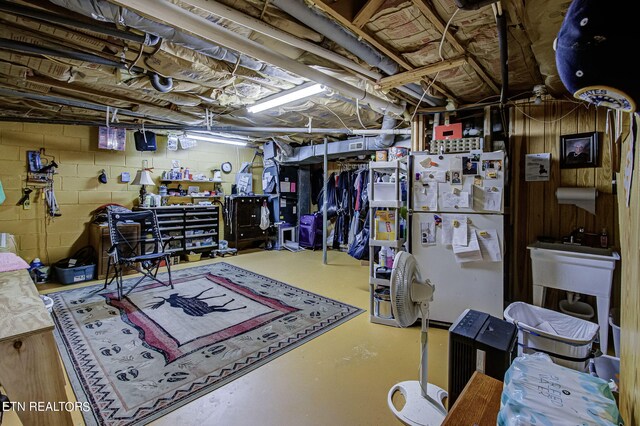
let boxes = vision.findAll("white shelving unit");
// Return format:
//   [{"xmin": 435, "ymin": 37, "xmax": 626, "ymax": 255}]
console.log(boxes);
[{"xmin": 368, "ymin": 158, "xmax": 407, "ymax": 327}]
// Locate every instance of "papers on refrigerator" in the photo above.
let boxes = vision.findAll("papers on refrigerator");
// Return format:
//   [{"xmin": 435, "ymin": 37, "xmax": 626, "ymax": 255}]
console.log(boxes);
[
  {"xmin": 420, "ymin": 170, "xmax": 447, "ymax": 183},
  {"xmin": 420, "ymin": 221, "xmax": 436, "ymax": 245},
  {"xmin": 452, "ymin": 230, "xmax": 483, "ymax": 263},
  {"xmin": 413, "ymin": 183, "xmax": 438, "ymax": 211},
  {"xmin": 476, "ymin": 229, "xmax": 502, "ymax": 262},
  {"xmin": 473, "ymin": 186, "xmax": 502, "ymax": 211},
  {"xmin": 442, "ymin": 191, "xmax": 470, "ymax": 209},
  {"xmin": 441, "ymin": 214, "xmax": 467, "ymax": 246}
]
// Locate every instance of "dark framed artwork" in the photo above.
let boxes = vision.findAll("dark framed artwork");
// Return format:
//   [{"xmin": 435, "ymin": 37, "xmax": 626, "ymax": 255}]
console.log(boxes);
[{"xmin": 560, "ymin": 132, "xmax": 599, "ymax": 168}]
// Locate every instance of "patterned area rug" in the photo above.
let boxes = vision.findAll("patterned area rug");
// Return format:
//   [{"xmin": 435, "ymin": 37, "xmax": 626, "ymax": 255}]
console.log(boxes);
[{"xmin": 50, "ymin": 262, "xmax": 362, "ymax": 425}]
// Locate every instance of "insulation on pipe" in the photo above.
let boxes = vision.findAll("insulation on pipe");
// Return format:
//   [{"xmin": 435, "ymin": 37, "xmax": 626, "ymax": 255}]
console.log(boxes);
[
  {"xmin": 0, "ymin": 1, "xmax": 158, "ymax": 46},
  {"xmin": 0, "ymin": 38, "xmax": 173, "ymax": 92},
  {"xmin": 105, "ymin": 0, "xmax": 406, "ymax": 116},
  {"xmin": 49, "ymin": 0, "xmax": 304, "ymax": 85}
]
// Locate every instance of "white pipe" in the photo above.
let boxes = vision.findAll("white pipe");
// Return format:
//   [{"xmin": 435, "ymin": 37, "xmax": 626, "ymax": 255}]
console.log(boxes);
[
  {"xmin": 181, "ymin": 0, "xmax": 382, "ymax": 81},
  {"xmin": 109, "ymin": 0, "xmax": 405, "ymax": 116}
]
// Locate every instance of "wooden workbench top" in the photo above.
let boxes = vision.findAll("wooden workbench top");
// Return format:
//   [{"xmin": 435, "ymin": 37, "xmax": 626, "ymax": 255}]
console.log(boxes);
[
  {"xmin": 0, "ymin": 268, "xmax": 54, "ymax": 342},
  {"xmin": 442, "ymin": 371, "xmax": 503, "ymax": 426}
]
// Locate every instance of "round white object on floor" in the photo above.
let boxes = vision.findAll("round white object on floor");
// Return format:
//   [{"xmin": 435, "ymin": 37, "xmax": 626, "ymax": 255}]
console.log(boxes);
[{"xmin": 40, "ymin": 294, "xmax": 54, "ymax": 313}]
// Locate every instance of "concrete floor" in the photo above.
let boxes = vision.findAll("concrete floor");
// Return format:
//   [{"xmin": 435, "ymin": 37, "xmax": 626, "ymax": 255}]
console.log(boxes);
[{"xmin": 6, "ymin": 249, "xmax": 451, "ymax": 426}]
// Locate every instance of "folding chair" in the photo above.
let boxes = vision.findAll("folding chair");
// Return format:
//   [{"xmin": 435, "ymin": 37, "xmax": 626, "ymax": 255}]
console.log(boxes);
[{"xmin": 104, "ymin": 208, "xmax": 173, "ymax": 299}]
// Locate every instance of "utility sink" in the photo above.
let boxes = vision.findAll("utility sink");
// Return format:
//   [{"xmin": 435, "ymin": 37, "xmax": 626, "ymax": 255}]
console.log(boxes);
[
  {"xmin": 530, "ymin": 241, "xmax": 614, "ymax": 257},
  {"xmin": 527, "ymin": 241, "xmax": 620, "ymax": 355}
]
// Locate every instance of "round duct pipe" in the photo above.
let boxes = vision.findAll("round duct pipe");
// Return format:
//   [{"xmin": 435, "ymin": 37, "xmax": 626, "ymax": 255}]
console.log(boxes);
[
  {"xmin": 0, "ymin": 38, "xmax": 173, "ymax": 92},
  {"xmin": 0, "ymin": 1, "xmax": 159, "ymax": 46},
  {"xmin": 149, "ymin": 74, "xmax": 174, "ymax": 93}
]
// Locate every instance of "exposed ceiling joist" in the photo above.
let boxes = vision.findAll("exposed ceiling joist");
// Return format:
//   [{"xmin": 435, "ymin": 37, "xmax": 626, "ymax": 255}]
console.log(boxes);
[
  {"xmin": 411, "ymin": 0, "xmax": 500, "ymax": 94},
  {"xmin": 181, "ymin": 0, "xmax": 382, "ymax": 81},
  {"xmin": 352, "ymin": 0, "xmax": 386, "ymax": 29},
  {"xmin": 376, "ymin": 56, "xmax": 467, "ymax": 91},
  {"xmin": 312, "ymin": 0, "xmax": 413, "ymax": 71},
  {"xmin": 0, "ymin": 0, "xmax": 571, "ymax": 142},
  {"xmin": 110, "ymin": 0, "xmax": 405, "ymax": 116}
]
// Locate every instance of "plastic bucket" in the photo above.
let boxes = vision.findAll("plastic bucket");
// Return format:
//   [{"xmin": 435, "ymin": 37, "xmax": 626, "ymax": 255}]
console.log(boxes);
[{"xmin": 609, "ymin": 308, "xmax": 620, "ymax": 357}]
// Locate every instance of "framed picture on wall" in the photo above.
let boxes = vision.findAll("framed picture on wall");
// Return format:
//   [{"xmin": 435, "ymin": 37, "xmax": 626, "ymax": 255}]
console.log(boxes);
[{"xmin": 560, "ymin": 132, "xmax": 599, "ymax": 168}]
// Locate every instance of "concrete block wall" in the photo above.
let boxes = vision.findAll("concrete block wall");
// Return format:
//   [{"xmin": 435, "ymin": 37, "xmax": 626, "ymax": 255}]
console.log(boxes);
[{"xmin": 0, "ymin": 122, "xmax": 262, "ymax": 265}]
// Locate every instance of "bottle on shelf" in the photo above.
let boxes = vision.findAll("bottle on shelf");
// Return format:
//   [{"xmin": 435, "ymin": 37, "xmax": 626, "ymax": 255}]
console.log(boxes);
[
  {"xmin": 600, "ymin": 228, "xmax": 608, "ymax": 248},
  {"xmin": 379, "ymin": 246, "xmax": 387, "ymax": 269},
  {"xmin": 386, "ymin": 248, "xmax": 395, "ymax": 269}
]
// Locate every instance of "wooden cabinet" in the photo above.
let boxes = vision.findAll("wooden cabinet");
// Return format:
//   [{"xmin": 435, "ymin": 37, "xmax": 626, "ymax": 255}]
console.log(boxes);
[
  {"xmin": 223, "ymin": 195, "xmax": 269, "ymax": 249},
  {"xmin": 89, "ymin": 222, "xmax": 140, "ymax": 280}
]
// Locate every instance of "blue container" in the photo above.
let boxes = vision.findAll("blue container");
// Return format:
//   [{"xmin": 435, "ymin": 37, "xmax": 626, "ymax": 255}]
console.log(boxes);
[{"xmin": 54, "ymin": 264, "xmax": 96, "ymax": 284}]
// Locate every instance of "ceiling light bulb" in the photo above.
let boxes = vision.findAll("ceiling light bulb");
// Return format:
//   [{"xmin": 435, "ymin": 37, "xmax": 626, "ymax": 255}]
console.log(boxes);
[{"xmin": 248, "ymin": 83, "xmax": 325, "ymax": 113}]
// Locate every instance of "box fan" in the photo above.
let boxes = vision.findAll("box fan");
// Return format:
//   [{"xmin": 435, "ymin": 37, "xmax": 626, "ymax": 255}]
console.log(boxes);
[{"xmin": 387, "ymin": 251, "xmax": 448, "ymax": 425}]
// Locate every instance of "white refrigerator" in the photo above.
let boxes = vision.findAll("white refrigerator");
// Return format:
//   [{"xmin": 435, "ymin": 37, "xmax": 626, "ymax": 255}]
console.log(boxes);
[{"xmin": 409, "ymin": 150, "xmax": 507, "ymax": 325}]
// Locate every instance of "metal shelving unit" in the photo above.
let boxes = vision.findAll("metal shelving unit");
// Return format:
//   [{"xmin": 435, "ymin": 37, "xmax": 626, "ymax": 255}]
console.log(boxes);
[{"xmin": 368, "ymin": 158, "xmax": 407, "ymax": 327}]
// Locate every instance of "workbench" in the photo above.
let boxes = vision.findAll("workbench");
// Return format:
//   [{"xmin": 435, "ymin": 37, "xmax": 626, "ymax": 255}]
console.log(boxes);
[
  {"xmin": 442, "ymin": 371, "xmax": 503, "ymax": 426},
  {"xmin": 0, "ymin": 255, "xmax": 72, "ymax": 426}
]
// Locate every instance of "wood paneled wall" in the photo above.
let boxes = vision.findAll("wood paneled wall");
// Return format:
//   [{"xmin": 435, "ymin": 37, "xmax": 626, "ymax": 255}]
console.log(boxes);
[
  {"xmin": 510, "ymin": 100, "xmax": 619, "ymax": 306},
  {"xmin": 510, "ymin": 100, "xmax": 640, "ymax": 423},
  {"xmin": 615, "ymin": 114, "xmax": 639, "ymax": 425}
]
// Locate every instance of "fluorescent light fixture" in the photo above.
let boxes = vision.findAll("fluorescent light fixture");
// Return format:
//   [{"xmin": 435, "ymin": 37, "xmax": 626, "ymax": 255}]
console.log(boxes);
[
  {"xmin": 185, "ymin": 132, "xmax": 247, "ymax": 147},
  {"xmin": 247, "ymin": 83, "xmax": 325, "ymax": 113}
]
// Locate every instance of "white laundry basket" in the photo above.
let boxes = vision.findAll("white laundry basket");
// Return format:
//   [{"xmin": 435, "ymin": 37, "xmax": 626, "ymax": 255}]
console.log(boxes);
[{"xmin": 504, "ymin": 302, "xmax": 599, "ymax": 371}]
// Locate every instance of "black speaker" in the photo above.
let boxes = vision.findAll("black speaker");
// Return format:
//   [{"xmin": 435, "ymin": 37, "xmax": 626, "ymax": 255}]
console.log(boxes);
[
  {"xmin": 134, "ymin": 130, "xmax": 157, "ymax": 151},
  {"xmin": 448, "ymin": 309, "xmax": 517, "ymax": 409}
]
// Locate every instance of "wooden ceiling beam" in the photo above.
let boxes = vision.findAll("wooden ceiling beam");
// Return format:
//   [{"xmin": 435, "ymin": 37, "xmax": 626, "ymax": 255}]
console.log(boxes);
[
  {"xmin": 411, "ymin": 0, "xmax": 500, "ymax": 94},
  {"xmin": 313, "ymin": 0, "xmax": 413, "ymax": 70},
  {"xmin": 376, "ymin": 56, "xmax": 466, "ymax": 90},
  {"xmin": 352, "ymin": 0, "xmax": 386, "ymax": 28},
  {"xmin": 419, "ymin": 78, "xmax": 457, "ymax": 102},
  {"xmin": 310, "ymin": 1, "xmax": 462, "ymax": 103}
]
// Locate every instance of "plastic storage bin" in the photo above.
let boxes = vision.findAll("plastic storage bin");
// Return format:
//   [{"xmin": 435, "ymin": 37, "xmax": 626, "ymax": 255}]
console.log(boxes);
[
  {"xmin": 54, "ymin": 264, "xmax": 96, "ymax": 284},
  {"xmin": 503, "ymin": 301, "xmax": 599, "ymax": 371},
  {"xmin": 373, "ymin": 182, "xmax": 396, "ymax": 201}
]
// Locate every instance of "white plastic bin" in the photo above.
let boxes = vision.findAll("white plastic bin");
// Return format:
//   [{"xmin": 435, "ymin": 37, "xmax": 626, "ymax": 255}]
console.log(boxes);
[
  {"xmin": 504, "ymin": 302, "xmax": 599, "ymax": 371},
  {"xmin": 373, "ymin": 182, "xmax": 396, "ymax": 201}
]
